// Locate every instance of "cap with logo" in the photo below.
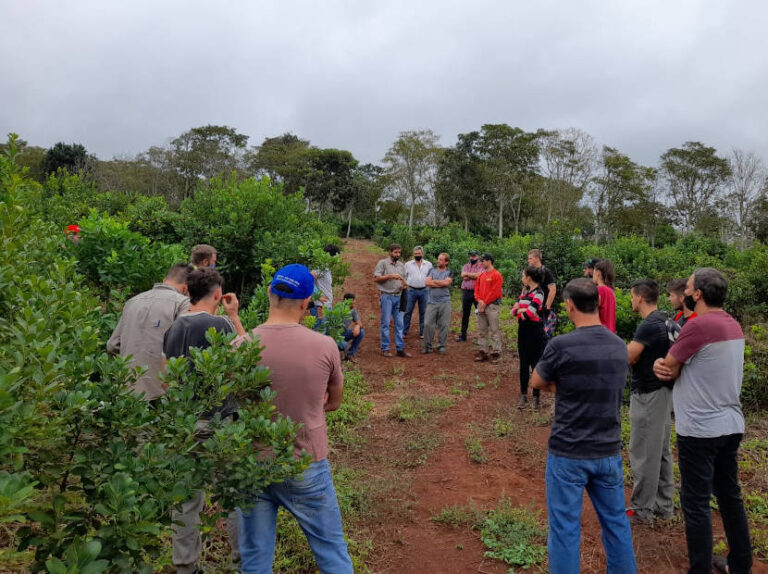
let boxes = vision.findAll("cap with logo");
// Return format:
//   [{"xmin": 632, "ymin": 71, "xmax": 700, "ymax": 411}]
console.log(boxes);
[{"xmin": 270, "ymin": 264, "xmax": 315, "ymax": 299}]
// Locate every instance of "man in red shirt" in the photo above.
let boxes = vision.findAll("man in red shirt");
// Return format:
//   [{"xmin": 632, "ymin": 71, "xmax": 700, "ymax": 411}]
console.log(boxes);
[
  {"xmin": 474, "ymin": 253, "xmax": 504, "ymax": 363},
  {"xmin": 667, "ymin": 278, "xmax": 697, "ymax": 328}
]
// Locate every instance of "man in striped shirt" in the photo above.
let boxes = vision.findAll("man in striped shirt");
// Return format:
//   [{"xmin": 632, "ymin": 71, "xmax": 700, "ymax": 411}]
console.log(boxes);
[{"xmin": 456, "ymin": 250, "xmax": 483, "ymax": 342}]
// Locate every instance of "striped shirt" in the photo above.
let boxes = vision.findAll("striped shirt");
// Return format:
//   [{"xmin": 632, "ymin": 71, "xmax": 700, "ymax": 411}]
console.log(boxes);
[
  {"xmin": 515, "ymin": 286, "xmax": 545, "ymax": 323},
  {"xmin": 536, "ymin": 325, "xmax": 628, "ymax": 459}
]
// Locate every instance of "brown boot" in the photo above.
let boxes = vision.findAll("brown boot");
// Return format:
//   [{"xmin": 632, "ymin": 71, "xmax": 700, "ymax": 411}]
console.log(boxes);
[{"xmin": 474, "ymin": 350, "xmax": 487, "ymax": 362}]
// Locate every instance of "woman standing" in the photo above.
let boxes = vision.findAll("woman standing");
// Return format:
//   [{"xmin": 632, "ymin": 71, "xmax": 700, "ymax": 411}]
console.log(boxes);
[
  {"xmin": 512, "ymin": 266, "xmax": 546, "ymax": 410},
  {"xmin": 593, "ymin": 259, "xmax": 617, "ymax": 333}
]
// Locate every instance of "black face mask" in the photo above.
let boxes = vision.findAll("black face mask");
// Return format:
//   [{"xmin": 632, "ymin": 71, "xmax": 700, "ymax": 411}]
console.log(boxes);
[
  {"xmin": 684, "ymin": 294, "xmax": 696, "ymax": 311},
  {"xmin": 391, "ymin": 256, "xmax": 400, "ymax": 262},
  {"xmin": 470, "ymin": 258, "xmax": 478, "ymax": 264},
  {"xmin": 414, "ymin": 255, "xmax": 422, "ymax": 261}
]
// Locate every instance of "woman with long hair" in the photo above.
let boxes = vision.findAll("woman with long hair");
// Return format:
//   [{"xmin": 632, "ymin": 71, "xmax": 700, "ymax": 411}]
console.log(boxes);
[
  {"xmin": 512, "ymin": 265, "xmax": 547, "ymax": 410},
  {"xmin": 593, "ymin": 259, "xmax": 617, "ymax": 333}
]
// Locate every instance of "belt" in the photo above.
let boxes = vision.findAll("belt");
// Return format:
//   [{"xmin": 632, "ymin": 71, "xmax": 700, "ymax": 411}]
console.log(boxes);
[
  {"xmin": 381, "ymin": 291, "xmax": 402, "ymax": 296},
  {"xmin": 409, "ymin": 286, "xmax": 426, "ymax": 290}
]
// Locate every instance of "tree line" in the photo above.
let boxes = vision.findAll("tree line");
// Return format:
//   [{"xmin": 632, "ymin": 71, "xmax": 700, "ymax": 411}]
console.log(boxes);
[{"xmin": 8, "ymin": 124, "xmax": 768, "ymax": 245}]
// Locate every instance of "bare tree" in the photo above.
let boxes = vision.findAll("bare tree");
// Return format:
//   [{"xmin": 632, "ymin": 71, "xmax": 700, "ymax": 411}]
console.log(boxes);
[{"xmin": 728, "ymin": 149, "xmax": 766, "ymax": 248}]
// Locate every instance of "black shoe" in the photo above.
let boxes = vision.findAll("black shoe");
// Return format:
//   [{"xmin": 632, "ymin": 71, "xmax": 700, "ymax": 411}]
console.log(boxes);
[
  {"xmin": 397, "ymin": 349, "xmax": 412, "ymax": 358},
  {"xmin": 455, "ymin": 335, "xmax": 466, "ymax": 342},
  {"xmin": 437, "ymin": 347, "xmax": 446, "ymax": 355},
  {"xmin": 422, "ymin": 347, "xmax": 432, "ymax": 354}
]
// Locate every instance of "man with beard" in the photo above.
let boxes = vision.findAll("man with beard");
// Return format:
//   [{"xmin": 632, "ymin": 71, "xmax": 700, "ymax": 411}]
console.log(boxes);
[{"xmin": 667, "ymin": 278, "xmax": 697, "ymax": 328}]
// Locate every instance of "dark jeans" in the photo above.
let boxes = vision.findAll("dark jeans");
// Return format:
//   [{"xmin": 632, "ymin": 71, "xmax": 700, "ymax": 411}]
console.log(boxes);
[
  {"xmin": 677, "ymin": 433, "xmax": 752, "ymax": 574},
  {"xmin": 403, "ymin": 288, "xmax": 428, "ymax": 336},
  {"xmin": 459, "ymin": 289, "xmax": 477, "ymax": 338},
  {"xmin": 518, "ymin": 321, "xmax": 545, "ymax": 397},
  {"xmin": 341, "ymin": 327, "xmax": 364, "ymax": 357}
]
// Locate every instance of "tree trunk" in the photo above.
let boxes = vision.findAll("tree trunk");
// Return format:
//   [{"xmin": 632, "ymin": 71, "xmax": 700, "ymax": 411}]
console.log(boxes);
[
  {"xmin": 463, "ymin": 214, "xmax": 469, "ymax": 232},
  {"xmin": 408, "ymin": 193, "xmax": 415, "ymax": 231},
  {"xmin": 346, "ymin": 206, "xmax": 353, "ymax": 238},
  {"xmin": 497, "ymin": 196, "xmax": 504, "ymax": 238}
]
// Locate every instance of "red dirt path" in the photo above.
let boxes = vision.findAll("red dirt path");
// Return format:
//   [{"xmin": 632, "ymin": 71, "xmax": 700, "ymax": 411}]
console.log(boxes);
[{"xmin": 338, "ymin": 239, "xmax": 766, "ymax": 574}]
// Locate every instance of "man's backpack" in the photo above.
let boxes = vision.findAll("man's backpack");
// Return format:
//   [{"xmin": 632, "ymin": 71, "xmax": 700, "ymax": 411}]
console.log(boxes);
[{"xmin": 664, "ymin": 313, "xmax": 682, "ymax": 345}]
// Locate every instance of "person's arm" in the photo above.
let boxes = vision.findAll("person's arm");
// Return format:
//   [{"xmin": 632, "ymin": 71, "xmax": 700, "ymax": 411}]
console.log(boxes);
[
  {"xmin": 531, "ymin": 367, "xmax": 556, "ymax": 392},
  {"xmin": 106, "ymin": 320, "xmax": 122, "ymax": 355},
  {"xmin": 546, "ymin": 283, "xmax": 556, "ymax": 310},
  {"xmin": 627, "ymin": 341, "xmax": 645, "ymax": 366},
  {"xmin": 325, "ymin": 342, "xmax": 344, "ymax": 411},
  {"xmin": 221, "ymin": 293, "xmax": 246, "ymax": 336},
  {"xmin": 653, "ymin": 353, "xmax": 682, "ymax": 381}
]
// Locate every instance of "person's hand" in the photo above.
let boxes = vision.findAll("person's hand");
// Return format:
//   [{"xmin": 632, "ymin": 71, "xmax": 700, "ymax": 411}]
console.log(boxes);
[
  {"xmin": 352, "ymin": 324, "xmax": 361, "ymax": 337},
  {"xmin": 319, "ymin": 295, "xmax": 329, "ymax": 303},
  {"xmin": 323, "ymin": 391, "xmax": 329, "ymax": 405},
  {"xmin": 653, "ymin": 358, "xmax": 674, "ymax": 381},
  {"xmin": 221, "ymin": 293, "xmax": 240, "ymax": 316},
  {"xmin": 478, "ymin": 302, "xmax": 486, "ymax": 313}
]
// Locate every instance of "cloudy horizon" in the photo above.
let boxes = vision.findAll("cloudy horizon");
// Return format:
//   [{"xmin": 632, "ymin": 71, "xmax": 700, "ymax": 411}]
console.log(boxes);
[{"xmin": 2, "ymin": 0, "xmax": 767, "ymax": 166}]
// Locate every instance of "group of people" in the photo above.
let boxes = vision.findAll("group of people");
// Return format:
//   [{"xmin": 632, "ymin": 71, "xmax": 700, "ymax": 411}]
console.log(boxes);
[
  {"xmin": 107, "ymin": 237, "xmax": 753, "ymax": 574},
  {"xmin": 108, "ymin": 244, "xmax": 354, "ymax": 574},
  {"xmin": 374, "ymin": 243, "xmax": 753, "ymax": 573}
]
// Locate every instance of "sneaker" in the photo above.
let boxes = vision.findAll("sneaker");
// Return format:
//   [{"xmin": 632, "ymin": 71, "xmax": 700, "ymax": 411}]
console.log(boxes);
[
  {"xmin": 422, "ymin": 347, "xmax": 432, "ymax": 354},
  {"xmin": 713, "ymin": 556, "xmax": 729, "ymax": 574},
  {"xmin": 396, "ymin": 349, "xmax": 412, "ymax": 358},
  {"xmin": 489, "ymin": 352, "xmax": 501, "ymax": 364},
  {"xmin": 381, "ymin": 350, "xmax": 393, "ymax": 357},
  {"xmin": 419, "ymin": 334, "xmax": 424, "ymax": 339},
  {"xmin": 344, "ymin": 355, "xmax": 358, "ymax": 364},
  {"xmin": 532, "ymin": 396, "xmax": 540, "ymax": 410},
  {"xmin": 517, "ymin": 395, "xmax": 528, "ymax": 410},
  {"xmin": 455, "ymin": 335, "xmax": 466, "ymax": 342},
  {"xmin": 626, "ymin": 508, "xmax": 653, "ymax": 525},
  {"xmin": 437, "ymin": 346, "xmax": 446, "ymax": 355},
  {"xmin": 474, "ymin": 350, "xmax": 487, "ymax": 362}
]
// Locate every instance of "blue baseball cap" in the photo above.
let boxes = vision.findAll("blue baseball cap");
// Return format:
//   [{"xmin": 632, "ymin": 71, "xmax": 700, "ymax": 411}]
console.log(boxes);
[{"xmin": 270, "ymin": 264, "xmax": 315, "ymax": 299}]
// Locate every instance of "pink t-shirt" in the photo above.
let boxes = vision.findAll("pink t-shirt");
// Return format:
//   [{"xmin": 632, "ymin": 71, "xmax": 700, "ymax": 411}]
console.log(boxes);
[
  {"xmin": 598, "ymin": 285, "xmax": 616, "ymax": 333},
  {"xmin": 249, "ymin": 323, "xmax": 343, "ymax": 461}
]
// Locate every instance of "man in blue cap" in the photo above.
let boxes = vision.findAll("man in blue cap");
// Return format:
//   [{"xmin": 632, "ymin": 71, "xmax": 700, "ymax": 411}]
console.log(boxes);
[{"xmin": 236, "ymin": 264, "xmax": 353, "ymax": 573}]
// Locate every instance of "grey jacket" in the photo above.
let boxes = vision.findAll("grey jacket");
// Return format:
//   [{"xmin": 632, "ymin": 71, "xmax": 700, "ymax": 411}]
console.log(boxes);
[{"xmin": 107, "ymin": 283, "xmax": 190, "ymax": 400}]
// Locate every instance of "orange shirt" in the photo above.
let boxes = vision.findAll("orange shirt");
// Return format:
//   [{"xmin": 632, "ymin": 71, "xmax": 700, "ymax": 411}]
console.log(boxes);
[{"xmin": 474, "ymin": 268, "xmax": 503, "ymax": 304}]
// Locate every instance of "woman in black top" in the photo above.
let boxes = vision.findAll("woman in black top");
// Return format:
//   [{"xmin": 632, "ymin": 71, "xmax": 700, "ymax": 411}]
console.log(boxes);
[{"xmin": 512, "ymin": 266, "xmax": 547, "ymax": 410}]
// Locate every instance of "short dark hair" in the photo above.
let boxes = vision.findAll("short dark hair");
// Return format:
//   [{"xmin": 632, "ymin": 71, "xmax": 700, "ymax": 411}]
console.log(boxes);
[
  {"xmin": 666, "ymin": 278, "xmax": 688, "ymax": 296},
  {"xmin": 165, "ymin": 262, "xmax": 194, "ymax": 284},
  {"xmin": 583, "ymin": 257, "xmax": 601, "ymax": 269},
  {"xmin": 190, "ymin": 244, "xmax": 217, "ymax": 266},
  {"xmin": 481, "ymin": 253, "xmax": 494, "ymax": 263},
  {"xmin": 693, "ymin": 268, "xmax": 728, "ymax": 307},
  {"xmin": 523, "ymin": 265, "xmax": 543, "ymax": 285},
  {"xmin": 187, "ymin": 268, "xmax": 224, "ymax": 304},
  {"xmin": 324, "ymin": 244, "xmax": 341, "ymax": 256},
  {"xmin": 630, "ymin": 279, "xmax": 659, "ymax": 304},
  {"xmin": 388, "ymin": 243, "xmax": 401, "ymax": 253},
  {"xmin": 343, "ymin": 293, "xmax": 356, "ymax": 300},
  {"xmin": 594, "ymin": 259, "xmax": 615, "ymax": 288},
  {"xmin": 563, "ymin": 278, "xmax": 599, "ymax": 314}
]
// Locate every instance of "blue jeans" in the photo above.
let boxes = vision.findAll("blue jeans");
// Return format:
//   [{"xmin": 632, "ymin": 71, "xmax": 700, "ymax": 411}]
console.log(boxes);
[
  {"xmin": 403, "ymin": 288, "xmax": 428, "ymax": 336},
  {"xmin": 341, "ymin": 327, "xmax": 364, "ymax": 357},
  {"xmin": 379, "ymin": 293, "xmax": 404, "ymax": 351},
  {"xmin": 237, "ymin": 459, "xmax": 353, "ymax": 574},
  {"xmin": 546, "ymin": 453, "xmax": 636, "ymax": 574}
]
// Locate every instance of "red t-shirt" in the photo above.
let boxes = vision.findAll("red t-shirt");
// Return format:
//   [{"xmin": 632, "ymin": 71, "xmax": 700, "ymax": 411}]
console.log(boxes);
[
  {"xmin": 598, "ymin": 285, "xmax": 616, "ymax": 333},
  {"xmin": 474, "ymin": 269, "xmax": 503, "ymax": 304}
]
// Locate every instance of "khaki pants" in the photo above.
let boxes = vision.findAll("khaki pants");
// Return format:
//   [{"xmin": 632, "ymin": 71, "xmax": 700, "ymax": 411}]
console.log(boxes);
[{"xmin": 476, "ymin": 303, "xmax": 501, "ymax": 353}]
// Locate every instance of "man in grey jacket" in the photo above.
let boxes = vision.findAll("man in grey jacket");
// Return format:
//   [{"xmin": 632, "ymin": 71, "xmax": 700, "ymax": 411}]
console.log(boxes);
[{"xmin": 107, "ymin": 263, "xmax": 192, "ymax": 400}]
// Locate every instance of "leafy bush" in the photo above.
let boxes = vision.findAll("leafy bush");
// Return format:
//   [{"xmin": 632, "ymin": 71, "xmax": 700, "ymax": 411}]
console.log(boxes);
[{"xmin": 122, "ymin": 195, "xmax": 182, "ymax": 244}]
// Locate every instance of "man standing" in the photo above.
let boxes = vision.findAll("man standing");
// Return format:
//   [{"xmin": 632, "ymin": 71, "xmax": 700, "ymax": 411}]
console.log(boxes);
[
  {"xmin": 667, "ymin": 278, "xmax": 697, "ymax": 328},
  {"xmin": 422, "ymin": 252, "xmax": 454, "ymax": 355},
  {"xmin": 531, "ymin": 278, "xmax": 636, "ymax": 574},
  {"xmin": 625, "ymin": 280, "xmax": 674, "ymax": 524},
  {"xmin": 162, "ymin": 268, "xmax": 246, "ymax": 574},
  {"xmin": 190, "ymin": 244, "xmax": 217, "ymax": 269},
  {"xmin": 237, "ymin": 264, "xmax": 353, "ymax": 574},
  {"xmin": 341, "ymin": 293, "xmax": 364, "ymax": 363},
  {"xmin": 311, "ymin": 243, "xmax": 340, "ymax": 321},
  {"xmin": 403, "ymin": 245, "xmax": 433, "ymax": 338},
  {"xmin": 373, "ymin": 243, "xmax": 410, "ymax": 357},
  {"xmin": 527, "ymin": 249, "xmax": 556, "ymax": 314},
  {"xmin": 107, "ymin": 263, "xmax": 192, "ymax": 401},
  {"xmin": 456, "ymin": 250, "xmax": 483, "ymax": 342},
  {"xmin": 654, "ymin": 269, "xmax": 752, "ymax": 574},
  {"xmin": 473, "ymin": 253, "xmax": 503, "ymax": 364}
]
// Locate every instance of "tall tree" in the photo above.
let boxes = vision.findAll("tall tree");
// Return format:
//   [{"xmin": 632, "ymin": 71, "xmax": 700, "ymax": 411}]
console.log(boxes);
[
  {"xmin": 476, "ymin": 125, "xmax": 539, "ymax": 237},
  {"xmin": 728, "ymin": 149, "xmax": 766, "ymax": 247},
  {"xmin": 170, "ymin": 125, "xmax": 249, "ymax": 198},
  {"xmin": 41, "ymin": 142, "xmax": 93, "ymax": 176},
  {"xmin": 304, "ymin": 147, "xmax": 358, "ymax": 216},
  {"xmin": 345, "ymin": 163, "xmax": 384, "ymax": 237},
  {"xmin": 434, "ymin": 131, "xmax": 488, "ymax": 231},
  {"xmin": 660, "ymin": 141, "xmax": 731, "ymax": 232},
  {"xmin": 382, "ymin": 129, "xmax": 442, "ymax": 230},
  {"xmin": 249, "ymin": 133, "xmax": 312, "ymax": 195}
]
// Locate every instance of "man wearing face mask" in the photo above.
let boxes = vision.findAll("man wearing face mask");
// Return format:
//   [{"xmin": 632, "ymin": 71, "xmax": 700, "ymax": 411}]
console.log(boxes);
[
  {"xmin": 374, "ymin": 243, "xmax": 410, "ymax": 357},
  {"xmin": 403, "ymin": 245, "xmax": 433, "ymax": 339},
  {"xmin": 457, "ymin": 250, "xmax": 484, "ymax": 342},
  {"xmin": 667, "ymin": 278, "xmax": 697, "ymax": 328},
  {"xmin": 107, "ymin": 263, "xmax": 193, "ymax": 401},
  {"xmin": 190, "ymin": 244, "xmax": 217, "ymax": 269}
]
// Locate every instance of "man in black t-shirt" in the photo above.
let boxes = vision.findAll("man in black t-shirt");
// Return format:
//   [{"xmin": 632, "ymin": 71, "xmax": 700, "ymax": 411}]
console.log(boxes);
[
  {"xmin": 162, "ymin": 268, "xmax": 246, "ymax": 574},
  {"xmin": 626, "ymin": 280, "xmax": 675, "ymax": 525},
  {"xmin": 532, "ymin": 279, "xmax": 636, "ymax": 573}
]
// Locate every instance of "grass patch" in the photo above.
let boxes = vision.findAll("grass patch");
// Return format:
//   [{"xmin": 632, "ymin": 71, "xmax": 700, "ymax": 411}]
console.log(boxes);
[
  {"xmin": 403, "ymin": 433, "xmax": 442, "ymax": 467},
  {"xmin": 430, "ymin": 501, "xmax": 483, "ymax": 528},
  {"xmin": 389, "ymin": 396, "xmax": 454, "ymax": 422},
  {"xmin": 327, "ymin": 368, "xmax": 373, "ymax": 449},
  {"xmin": 465, "ymin": 437, "xmax": 489, "ymax": 464}
]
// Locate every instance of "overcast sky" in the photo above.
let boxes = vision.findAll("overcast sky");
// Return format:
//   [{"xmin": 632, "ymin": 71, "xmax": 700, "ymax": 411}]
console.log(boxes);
[{"xmin": 2, "ymin": 0, "xmax": 766, "ymax": 166}]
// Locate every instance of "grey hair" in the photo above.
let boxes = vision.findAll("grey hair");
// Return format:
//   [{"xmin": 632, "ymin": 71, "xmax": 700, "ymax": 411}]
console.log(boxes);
[{"xmin": 413, "ymin": 245, "xmax": 424, "ymax": 252}]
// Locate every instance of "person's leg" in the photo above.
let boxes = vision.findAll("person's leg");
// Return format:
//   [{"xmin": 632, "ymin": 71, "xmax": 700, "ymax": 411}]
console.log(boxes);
[
  {"xmin": 546, "ymin": 453, "xmax": 586, "ymax": 574},
  {"xmin": 476, "ymin": 311, "xmax": 489, "ymax": 353},
  {"xmin": 487, "ymin": 304, "xmax": 502, "ymax": 354},
  {"xmin": 172, "ymin": 489, "xmax": 206, "ymax": 574},
  {"xmin": 394, "ymin": 295, "xmax": 405, "ymax": 351},
  {"xmin": 227, "ymin": 509, "xmax": 241, "ymax": 566},
  {"xmin": 655, "ymin": 387, "xmax": 675, "ymax": 518},
  {"xmin": 237, "ymin": 490, "xmax": 280, "ymax": 574},
  {"xmin": 347, "ymin": 328, "xmax": 364, "ymax": 358},
  {"xmin": 422, "ymin": 303, "xmax": 437, "ymax": 351},
  {"xmin": 678, "ymin": 435, "xmax": 717, "ymax": 574},
  {"xmin": 436, "ymin": 301, "xmax": 451, "ymax": 349},
  {"xmin": 273, "ymin": 459, "xmax": 354, "ymax": 574},
  {"xmin": 529, "ymin": 325, "xmax": 545, "ymax": 399},
  {"xmin": 712, "ymin": 434, "xmax": 753, "ymax": 574},
  {"xmin": 628, "ymin": 391, "xmax": 657, "ymax": 520},
  {"xmin": 403, "ymin": 288, "xmax": 417, "ymax": 336},
  {"xmin": 586, "ymin": 455, "xmax": 637, "ymax": 573},
  {"xmin": 518, "ymin": 324, "xmax": 531, "ymax": 395},
  {"xmin": 416, "ymin": 289, "xmax": 428, "ymax": 336},
  {"xmin": 379, "ymin": 293, "xmax": 391, "ymax": 351},
  {"xmin": 460, "ymin": 289, "xmax": 473, "ymax": 339}
]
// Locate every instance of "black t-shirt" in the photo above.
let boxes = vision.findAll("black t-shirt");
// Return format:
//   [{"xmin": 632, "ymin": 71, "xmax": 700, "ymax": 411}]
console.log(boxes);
[
  {"xmin": 540, "ymin": 266, "xmax": 555, "ymax": 308},
  {"xmin": 163, "ymin": 311, "xmax": 237, "ymax": 418},
  {"xmin": 631, "ymin": 310, "xmax": 672, "ymax": 394},
  {"xmin": 535, "ymin": 325, "xmax": 627, "ymax": 459}
]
